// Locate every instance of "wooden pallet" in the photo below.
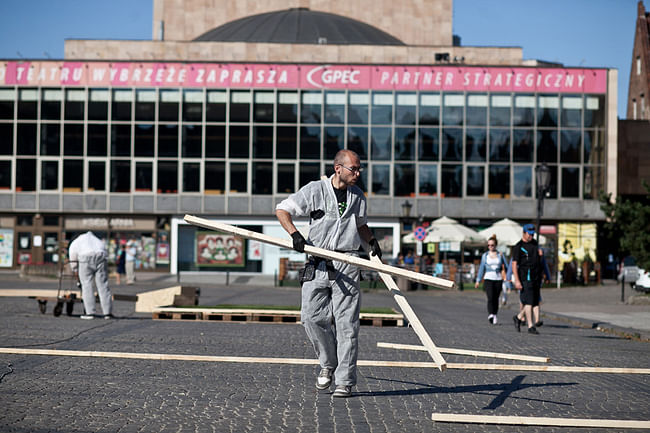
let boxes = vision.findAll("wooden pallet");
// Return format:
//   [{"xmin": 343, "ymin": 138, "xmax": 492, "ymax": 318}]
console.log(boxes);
[{"xmin": 152, "ymin": 308, "xmax": 404, "ymax": 327}]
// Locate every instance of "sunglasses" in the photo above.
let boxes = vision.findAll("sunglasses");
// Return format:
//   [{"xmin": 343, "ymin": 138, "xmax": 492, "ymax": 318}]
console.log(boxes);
[{"xmin": 339, "ymin": 165, "xmax": 363, "ymax": 174}]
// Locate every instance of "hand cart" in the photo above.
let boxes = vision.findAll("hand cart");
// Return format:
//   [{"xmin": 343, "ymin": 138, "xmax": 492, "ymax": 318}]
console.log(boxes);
[{"xmin": 35, "ymin": 260, "xmax": 83, "ymax": 317}]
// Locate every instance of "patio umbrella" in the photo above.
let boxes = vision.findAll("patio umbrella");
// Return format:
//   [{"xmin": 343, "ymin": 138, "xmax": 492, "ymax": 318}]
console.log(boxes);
[
  {"xmin": 478, "ymin": 218, "xmax": 547, "ymax": 246},
  {"xmin": 422, "ymin": 216, "xmax": 484, "ymax": 243}
]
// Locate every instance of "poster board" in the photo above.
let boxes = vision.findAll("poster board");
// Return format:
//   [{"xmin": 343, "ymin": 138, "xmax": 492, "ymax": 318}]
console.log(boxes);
[{"xmin": 196, "ymin": 231, "xmax": 245, "ymax": 267}]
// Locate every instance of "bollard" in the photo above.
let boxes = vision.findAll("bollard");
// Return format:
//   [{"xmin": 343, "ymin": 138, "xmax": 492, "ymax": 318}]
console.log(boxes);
[
  {"xmin": 226, "ymin": 271, "xmax": 230, "ymax": 286},
  {"xmin": 621, "ymin": 276, "xmax": 625, "ymax": 302}
]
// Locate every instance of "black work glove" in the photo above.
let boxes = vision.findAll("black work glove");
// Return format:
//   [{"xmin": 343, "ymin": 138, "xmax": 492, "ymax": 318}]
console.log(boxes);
[
  {"xmin": 310, "ymin": 209, "xmax": 325, "ymax": 220},
  {"xmin": 291, "ymin": 231, "xmax": 307, "ymax": 253},
  {"xmin": 369, "ymin": 238, "xmax": 382, "ymax": 259}
]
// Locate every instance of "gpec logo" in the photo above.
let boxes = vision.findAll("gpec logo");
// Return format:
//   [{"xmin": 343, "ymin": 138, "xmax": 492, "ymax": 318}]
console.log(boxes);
[{"xmin": 306, "ymin": 65, "xmax": 361, "ymax": 88}]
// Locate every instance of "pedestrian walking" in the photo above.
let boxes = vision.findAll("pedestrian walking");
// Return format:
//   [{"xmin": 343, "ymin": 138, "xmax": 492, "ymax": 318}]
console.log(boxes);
[
  {"xmin": 475, "ymin": 234, "xmax": 507, "ymax": 324},
  {"xmin": 125, "ymin": 240, "xmax": 137, "ymax": 284},
  {"xmin": 511, "ymin": 224, "xmax": 543, "ymax": 334},
  {"xmin": 67, "ymin": 231, "xmax": 113, "ymax": 319},
  {"xmin": 275, "ymin": 149, "xmax": 382, "ymax": 398},
  {"xmin": 116, "ymin": 244, "xmax": 126, "ymax": 285}
]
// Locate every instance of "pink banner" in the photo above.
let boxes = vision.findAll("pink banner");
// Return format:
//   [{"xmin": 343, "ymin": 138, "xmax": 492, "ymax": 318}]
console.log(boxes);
[{"xmin": 0, "ymin": 61, "xmax": 608, "ymax": 94}]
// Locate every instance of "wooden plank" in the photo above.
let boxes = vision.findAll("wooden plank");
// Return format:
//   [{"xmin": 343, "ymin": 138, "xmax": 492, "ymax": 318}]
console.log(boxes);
[
  {"xmin": 0, "ymin": 289, "xmax": 81, "ymax": 298},
  {"xmin": 0, "ymin": 348, "xmax": 648, "ymax": 374},
  {"xmin": 369, "ymin": 255, "xmax": 447, "ymax": 372},
  {"xmin": 430, "ymin": 413, "xmax": 650, "ymax": 429},
  {"xmin": 377, "ymin": 342, "xmax": 550, "ymax": 363},
  {"xmin": 183, "ymin": 215, "xmax": 454, "ymax": 290}
]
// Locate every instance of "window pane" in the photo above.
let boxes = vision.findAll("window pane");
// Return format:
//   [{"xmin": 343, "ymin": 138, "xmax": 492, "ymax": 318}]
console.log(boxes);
[
  {"xmin": 16, "ymin": 159, "xmax": 36, "ymax": 191},
  {"xmin": 561, "ymin": 95, "xmax": 582, "ymax": 127},
  {"xmin": 159, "ymin": 89, "xmax": 179, "ymax": 121},
  {"xmin": 63, "ymin": 124, "xmax": 83, "ymax": 156},
  {"xmin": 17, "ymin": 123, "xmax": 37, "ymax": 155},
  {"xmin": 395, "ymin": 92, "xmax": 416, "ymax": 125},
  {"xmin": 87, "ymin": 124, "xmax": 107, "ymax": 156},
  {"xmin": 63, "ymin": 160, "xmax": 83, "ymax": 191},
  {"xmin": 134, "ymin": 124, "xmax": 154, "ymax": 157},
  {"xmin": 324, "ymin": 126, "xmax": 344, "ymax": 160},
  {"xmin": 466, "ymin": 93, "xmax": 487, "ymax": 126},
  {"xmin": 229, "ymin": 163, "xmax": 247, "ymax": 193},
  {"xmin": 158, "ymin": 124, "xmax": 178, "ymax": 157},
  {"xmin": 41, "ymin": 89, "xmax": 61, "ymax": 120},
  {"xmin": 183, "ymin": 162, "xmax": 200, "ymax": 192},
  {"xmin": 229, "ymin": 125, "xmax": 249, "ymax": 158},
  {"xmin": 301, "ymin": 91, "xmax": 321, "ymax": 124},
  {"xmin": 442, "ymin": 93, "xmax": 463, "ymax": 126},
  {"xmin": 395, "ymin": 128, "xmax": 415, "ymax": 160},
  {"xmin": 0, "ymin": 88, "xmax": 15, "ymax": 119},
  {"xmin": 110, "ymin": 160, "xmax": 130, "ymax": 192},
  {"xmin": 584, "ymin": 95, "xmax": 605, "ymax": 127},
  {"xmin": 299, "ymin": 163, "xmax": 320, "ymax": 188},
  {"xmin": 276, "ymin": 126, "xmax": 296, "ymax": 159},
  {"xmin": 112, "ymin": 89, "xmax": 132, "ymax": 121},
  {"xmin": 300, "ymin": 126, "xmax": 320, "ymax": 159},
  {"xmin": 583, "ymin": 166, "xmax": 604, "ymax": 199},
  {"xmin": 135, "ymin": 89, "xmax": 155, "ymax": 121},
  {"xmin": 537, "ymin": 95, "xmax": 558, "ymax": 127},
  {"xmin": 370, "ymin": 127, "xmax": 391, "ymax": 161},
  {"xmin": 371, "ymin": 164, "xmax": 390, "ymax": 195},
  {"xmin": 88, "ymin": 161, "xmax": 105, "ymax": 191},
  {"xmin": 513, "ymin": 94, "xmax": 534, "ymax": 127},
  {"xmin": 253, "ymin": 126, "xmax": 273, "ymax": 158},
  {"xmin": 65, "ymin": 89, "xmax": 85, "ymax": 120},
  {"xmin": 18, "ymin": 89, "xmax": 37, "ymax": 119},
  {"xmin": 544, "ymin": 165, "xmax": 558, "ymax": 199},
  {"xmin": 324, "ymin": 91, "xmax": 345, "ymax": 124},
  {"xmin": 204, "ymin": 162, "xmax": 225, "ymax": 193},
  {"xmin": 157, "ymin": 161, "xmax": 178, "ymax": 193},
  {"xmin": 465, "ymin": 128, "xmax": 486, "ymax": 162},
  {"xmin": 513, "ymin": 129, "xmax": 534, "ymax": 162},
  {"xmin": 206, "ymin": 90, "xmax": 226, "ymax": 121},
  {"xmin": 371, "ymin": 92, "xmax": 392, "ymax": 124},
  {"xmin": 348, "ymin": 92, "xmax": 368, "ymax": 124},
  {"xmin": 560, "ymin": 130, "xmax": 580, "ymax": 163},
  {"xmin": 466, "ymin": 165, "xmax": 485, "ymax": 196},
  {"xmin": 441, "ymin": 128, "xmax": 462, "ymax": 161},
  {"xmin": 394, "ymin": 164, "xmax": 415, "ymax": 196},
  {"xmin": 513, "ymin": 166, "xmax": 532, "ymax": 197},
  {"xmin": 88, "ymin": 89, "xmax": 108, "ymax": 121},
  {"xmin": 182, "ymin": 124, "xmax": 202, "ymax": 158},
  {"xmin": 489, "ymin": 128, "xmax": 510, "ymax": 162},
  {"xmin": 488, "ymin": 164, "xmax": 510, "ymax": 198},
  {"xmin": 561, "ymin": 167, "xmax": 580, "ymax": 198},
  {"xmin": 41, "ymin": 161, "xmax": 58, "ymax": 190},
  {"xmin": 277, "ymin": 163, "xmax": 295, "ymax": 193},
  {"xmin": 418, "ymin": 127, "xmax": 439, "ymax": 161},
  {"xmin": 253, "ymin": 91, "xmax": 274, "ymax": 123},
  {"xmin": 0, "ymin": 160, "xmax": 10, "ymax": 188},
  {"xmin": 537, "ymin": 130, "xmax": 557, "ymax": 163},
  {"xmin": 419, "ymin": 93, "xmax": 440, "ymax": 125},
  {"xmin": 277, "ymin": 91, "xmax": 297, "ymax": 123},
  {"xmin": 0, "ymin": 123, "xmax": 13, "ymax": 154},
  {"xmin": 252, "ymin": 162, "xmax": 272, "ymax": 194},
  {"xmin": 441, "ymin": 164, "xmax": 462, "ymax": 197},
  {"xmin": 348, "ymin": 126, "xmax": 368, "ymax": 159},
  {"xmin": 40, "ymin": 123, "xmax": 60, "ymax": 156},
  {"xmin": 490, "ymin": 94, "xmax": 511, "ymax": 127},
  {"xmin": 135, "ymin": 162, "xmax": 152, "ymax": 191},
  {"xmin": 419, "ymin": 165, "xmax": 437, "ymax": 195},
  {"xmin": 205, "ymin": 125, "xmax": 225, "ymax": 158},
  {"xmin": 584, "ymin": 130, "xmax": 605, "ymax": 164},
  {"xmin": 183, "ymin": 90, "xmax": 203, "ymax": 122}
]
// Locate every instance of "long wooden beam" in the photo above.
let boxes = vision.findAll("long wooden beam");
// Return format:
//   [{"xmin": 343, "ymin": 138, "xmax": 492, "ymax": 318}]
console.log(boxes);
[
  {"xmin": 183, "ymin": 215, "xmax": 454, "ymax": 290},
  {"xmin": 377, "ymin": 342, "xmax": 550, "ymax": 363},
  {"xmin": 431, "ymin": 413, "xmax": 650, "ymax": 429},
  {"xmin": 3, "ymin": 348, "xmax": 648, "ymax": 374},
  {"xmin": 369, "ymin": 255, "xmax": 447, "ymax": 371}
]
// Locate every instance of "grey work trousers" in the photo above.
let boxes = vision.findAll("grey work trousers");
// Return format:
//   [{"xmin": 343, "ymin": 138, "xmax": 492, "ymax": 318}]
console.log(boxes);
[
  {"xmin": 78, "ymin": 253, "xmax": 113, "ymax": 316},
  {"xmin": 301, "ymin": 257, "xmax": 361, "ymax": 387}
]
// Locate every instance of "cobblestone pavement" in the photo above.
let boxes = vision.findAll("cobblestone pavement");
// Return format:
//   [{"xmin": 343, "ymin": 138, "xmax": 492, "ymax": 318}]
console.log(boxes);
[{"xmin": 0, "ymin": 273, "xmax": 648, "ymax": 432}]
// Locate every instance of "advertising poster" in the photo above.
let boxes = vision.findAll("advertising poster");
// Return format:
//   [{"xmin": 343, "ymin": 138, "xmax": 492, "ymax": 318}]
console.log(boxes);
[
  {"xmin": 0, "ymin": 229, "xmax": 14, "ymax": 267},
  {"xmin": 558, "ymin": 223, "xmax": 597, "ymax": 270},
  {"xmin": 247, "ymin": 240, "xmax": 262, "ymax": 261},
  {"xmin": 156, "ymin": 231, "xmax": 170, "ymax": 265},
  {"xmin": 196, "ymin": 231, "xmax": 245, "ymax": 267}
]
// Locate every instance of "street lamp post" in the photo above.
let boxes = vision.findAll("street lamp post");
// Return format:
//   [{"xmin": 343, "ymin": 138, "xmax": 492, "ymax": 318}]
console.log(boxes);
[{"xmin": 535, "ymin": 164, "xmax": 551, "ymax": 243}]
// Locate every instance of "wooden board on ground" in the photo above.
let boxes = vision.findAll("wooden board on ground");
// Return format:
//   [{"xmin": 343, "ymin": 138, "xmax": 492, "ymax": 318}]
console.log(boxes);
[
  {"xmin": 0, "ymin": 289, "xmax": 81, "ymax": 298},
  {"xmin": 377, "ymin": 342, "xmax": 550, "ymax": 363},
  {"xmin": 368, "ymin": 254, "xmax": 447, "ymax": 372},
  {"xmin": 430, "ymin": 413, "xmax": 650, "ymax": 429},
  {"xmin": 183, "ymin": 215, "xmax": 454, "ymax": 290},
  {"xmin": 134, "ymin": 286, "xmax": 199, "ymax": 313}
]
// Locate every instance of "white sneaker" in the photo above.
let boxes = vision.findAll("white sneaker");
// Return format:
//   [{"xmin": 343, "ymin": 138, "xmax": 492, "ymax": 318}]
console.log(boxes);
[
  {"xmin": 316, "ymin": 368, "xmax": 332, "ymax": 390},
  {"xmin": 492, "ymin": 315, "xmax": 498, "ymax": 325},
  {"xmin": 80, "ymin": 314, "xmax": 94, "ymax": 320},
  {"xmin": 332, "ymin": 385, "xmax": 352, "ymax": 398}
]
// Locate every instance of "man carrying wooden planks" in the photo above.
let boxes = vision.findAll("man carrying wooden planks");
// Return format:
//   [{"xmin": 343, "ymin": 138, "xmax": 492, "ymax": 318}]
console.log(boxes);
[{"xmin": 275, "ymin": 149, "xmax": 382, "ymax": 398}]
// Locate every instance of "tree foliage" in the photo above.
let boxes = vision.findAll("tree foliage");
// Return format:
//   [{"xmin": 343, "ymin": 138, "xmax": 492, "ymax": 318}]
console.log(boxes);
[{"xmin": 599, "ymin": 181, "xmax": 650, "ymax": 270}]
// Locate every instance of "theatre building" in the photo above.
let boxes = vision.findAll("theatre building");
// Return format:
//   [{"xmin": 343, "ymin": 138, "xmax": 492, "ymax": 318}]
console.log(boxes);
[{"xmin": 0, "ymin": 0, "xmax": 617, "ymax": 277}]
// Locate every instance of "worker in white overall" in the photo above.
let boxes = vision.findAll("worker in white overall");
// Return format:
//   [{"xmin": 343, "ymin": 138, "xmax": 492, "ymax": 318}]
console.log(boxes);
[
  {"xmin": 276, "ymin": 149, "xmax": 382, "ymax": 398},
  {"xmin": 68, "ymin": 231, "xmax": 113, "ymax": 320}
]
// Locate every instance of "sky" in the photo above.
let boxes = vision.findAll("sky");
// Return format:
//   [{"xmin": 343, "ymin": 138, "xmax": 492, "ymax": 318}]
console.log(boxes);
[{"xmin": 0, "ymin": 0, "xmax": 642, "ymax": 118}]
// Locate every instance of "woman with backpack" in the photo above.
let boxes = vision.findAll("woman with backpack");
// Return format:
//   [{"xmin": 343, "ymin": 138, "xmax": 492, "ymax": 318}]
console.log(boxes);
[{"xmin": 475, "ymin": 234, "xmax": 508, "ymax": 324}]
